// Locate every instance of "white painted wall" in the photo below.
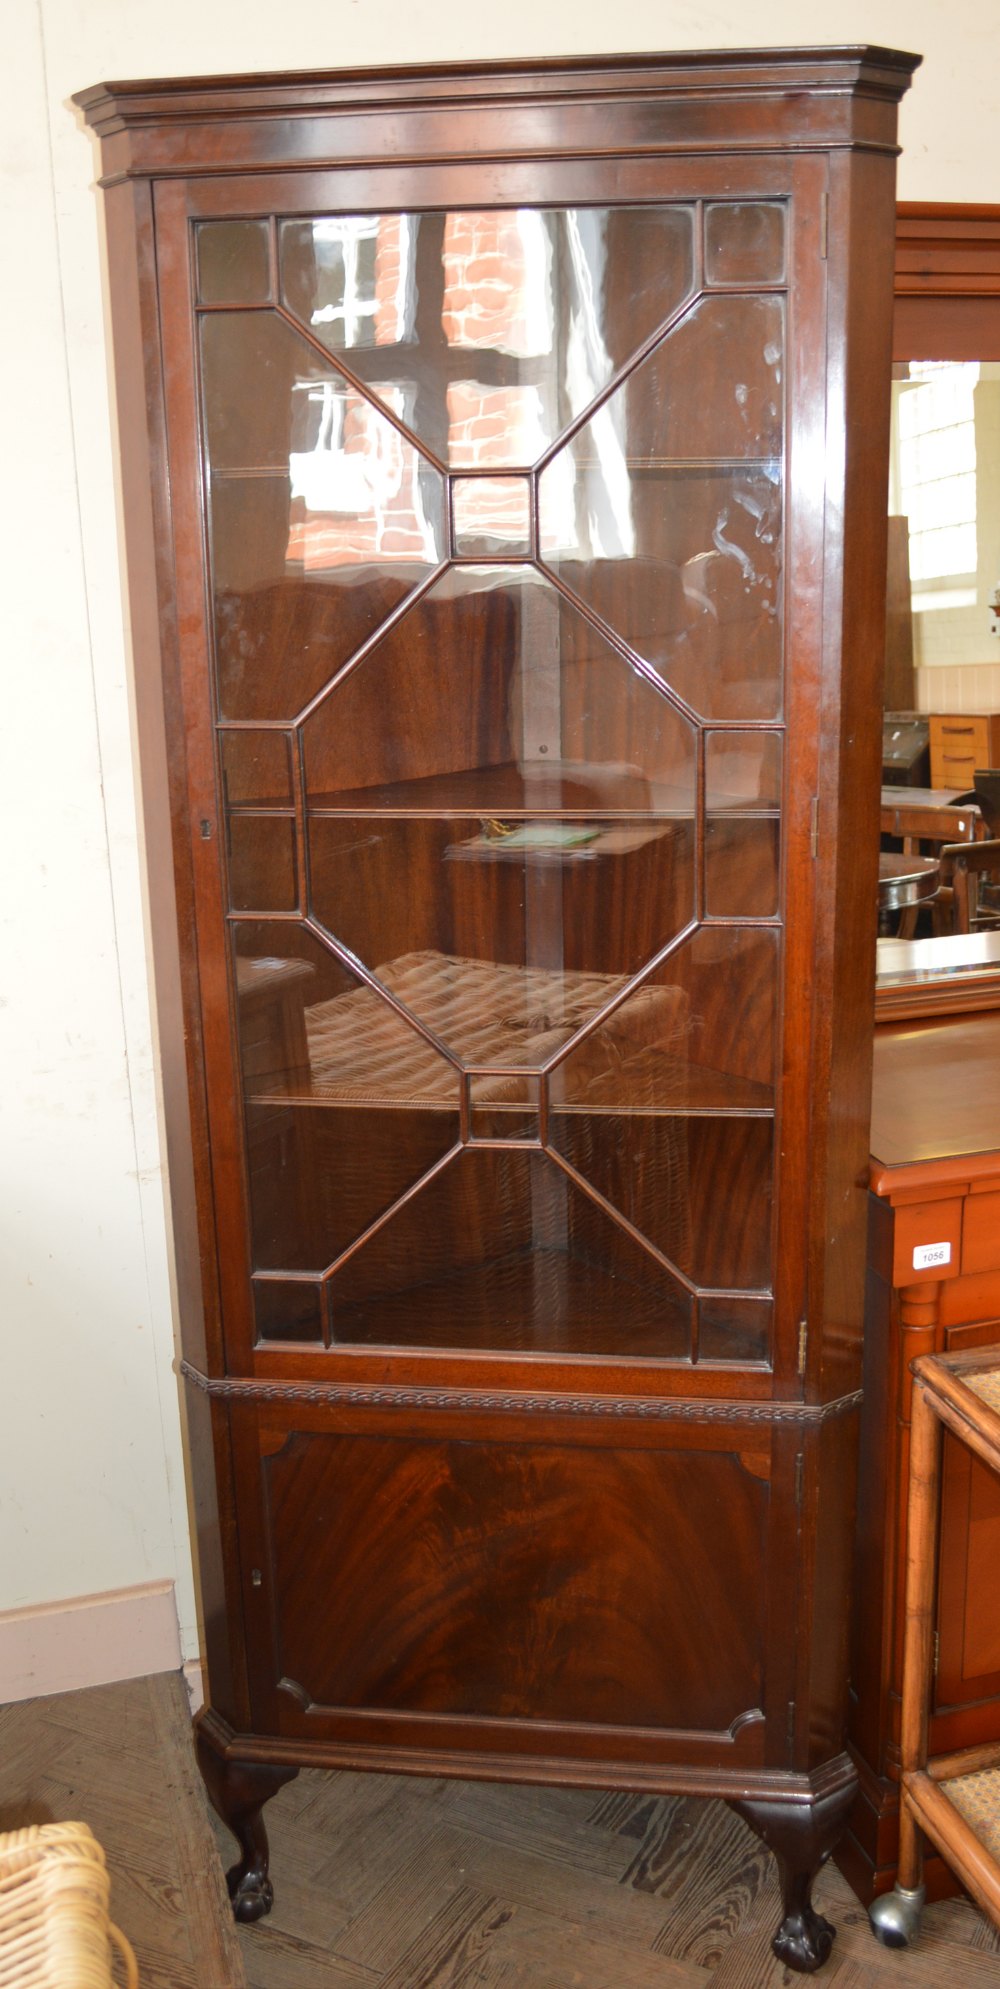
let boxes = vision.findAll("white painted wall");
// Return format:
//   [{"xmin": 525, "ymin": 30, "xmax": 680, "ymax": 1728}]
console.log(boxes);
[{"xmin": 2, "ymin": 0, "xmax": 999, "ymax": 1678}]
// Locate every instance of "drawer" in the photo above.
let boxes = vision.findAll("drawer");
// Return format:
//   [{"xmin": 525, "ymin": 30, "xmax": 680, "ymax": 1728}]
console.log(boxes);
[
  {"xmin": 930, "ymin": 713, "xmax": 1000, "ymax": 790},
  {"xmin": 963, "ymin": 1190, "xmax": 1000, "ymax": 1277}
]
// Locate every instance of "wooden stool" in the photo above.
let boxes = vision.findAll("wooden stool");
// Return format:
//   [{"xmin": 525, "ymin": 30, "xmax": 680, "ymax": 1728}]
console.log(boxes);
[
  {"xmin": 0, "ymin": 1822, "xmax": 137, "ymax": 1986},
  {"xmin": 870, "ymin": 1350, "xmax": 1000, "ymax": 1948}
]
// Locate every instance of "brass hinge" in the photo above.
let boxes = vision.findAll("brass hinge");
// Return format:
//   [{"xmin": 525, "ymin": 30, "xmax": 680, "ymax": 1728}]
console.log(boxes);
[
  {"xmin": 809, "ymin": 797, "xmax": 819, "ymax": 859},
  {"xmin": 794, "ymin": 1453, "xmax": 805, "ymax": 1510},
  {"xmin": 933, "ymin": 1630, "xmax": 940, "ymax": 1676},
  {"xmin": 787, "ymin": 1700, "xmax": 797, "ymax": 1751},
  {"xmin": 797, "ymin": 1318, "xmax": 808, "ymax": 1376},
  {"xmin": 820, "ymin": 191, "xmax": 829, "ymax": 260}
]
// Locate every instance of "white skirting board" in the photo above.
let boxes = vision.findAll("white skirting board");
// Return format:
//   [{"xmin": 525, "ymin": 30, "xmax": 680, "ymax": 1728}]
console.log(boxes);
[{"xmin": 0, "ymin": 1581, "xmax": 182, "ymax": 1702}]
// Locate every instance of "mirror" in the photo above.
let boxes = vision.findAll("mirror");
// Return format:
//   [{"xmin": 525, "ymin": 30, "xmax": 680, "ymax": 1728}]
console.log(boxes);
[{"xmin": 874, "ymin": 338, "xmax": 1000, "ymax": 1010}]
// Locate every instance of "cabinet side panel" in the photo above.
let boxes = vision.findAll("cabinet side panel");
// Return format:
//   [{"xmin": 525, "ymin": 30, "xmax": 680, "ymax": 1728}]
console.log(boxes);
[
  {"xmin": 813, "ymin": 148, "xmax": 901, "ymax": 1404},
  {"xmin": 100, "ymin": 179, "xmax": 240, "ymax": 1711}
]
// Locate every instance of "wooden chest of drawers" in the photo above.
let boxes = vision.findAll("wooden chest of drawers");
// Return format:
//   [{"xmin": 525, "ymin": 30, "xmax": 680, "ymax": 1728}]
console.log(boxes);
[
  {"xmin": 841, "ymin": 1011, "xmax": 1000, "ymax": 1903},
  {"xmin": 929, "ymin": 713, "xmax": 1000, "ymax": 791}
]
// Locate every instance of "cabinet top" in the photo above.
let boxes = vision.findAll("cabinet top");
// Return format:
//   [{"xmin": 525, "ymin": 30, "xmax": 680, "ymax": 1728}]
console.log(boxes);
[{"xmin": 74, "ymin": 46, "xmax": 919, "ymax": 184}]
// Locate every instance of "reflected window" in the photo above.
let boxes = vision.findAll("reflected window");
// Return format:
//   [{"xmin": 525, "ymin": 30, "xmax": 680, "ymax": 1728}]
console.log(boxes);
[{"xmin": 892, "ymin": 362, "xmax": 980, "ymax": 603}]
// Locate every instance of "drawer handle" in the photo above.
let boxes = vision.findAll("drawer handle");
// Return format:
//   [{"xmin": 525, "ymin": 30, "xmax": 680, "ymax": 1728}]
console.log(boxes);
[
  {"xmin": 941, "ymin": 725, "xmax": 976, "ymax": 736},
  {"xmin": 942, "ymin": 753, "xmax": 975, "ymax": 764}
]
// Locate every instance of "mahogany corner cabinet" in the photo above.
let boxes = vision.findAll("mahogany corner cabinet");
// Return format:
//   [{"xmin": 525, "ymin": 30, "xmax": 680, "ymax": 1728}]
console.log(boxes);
[{"xmin": 75, "ymin": 47, "xmax": 918, "ymax": 1972}]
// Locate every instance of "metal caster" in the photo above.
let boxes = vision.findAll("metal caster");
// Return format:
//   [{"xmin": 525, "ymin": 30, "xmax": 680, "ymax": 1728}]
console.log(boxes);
[{"xmin": 869, "ymin": 1883, "xmax": 925, "ymax": 1948}]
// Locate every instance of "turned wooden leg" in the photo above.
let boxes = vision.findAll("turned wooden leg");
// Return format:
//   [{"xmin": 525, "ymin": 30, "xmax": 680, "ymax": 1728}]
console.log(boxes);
[
  {"xmin": 733, "ymin": 1774, "xmax": 856, "ymax": 1973},
  {"xmin": 196, "ymin": 1721, "xmax": 299, "ymax": 1922}
]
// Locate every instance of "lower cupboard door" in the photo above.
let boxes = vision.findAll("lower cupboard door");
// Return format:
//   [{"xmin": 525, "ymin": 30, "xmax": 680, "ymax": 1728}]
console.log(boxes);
[{"xmin": 239, "ymin": 1409, "xmax": 773, "ymax": 1770}]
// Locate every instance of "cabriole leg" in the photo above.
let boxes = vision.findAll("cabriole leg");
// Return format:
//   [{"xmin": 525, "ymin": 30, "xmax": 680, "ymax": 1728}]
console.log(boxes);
[
  {"xmin": 733, "ymin": 1775, "xmax": 855, "ymax": 1973},
  {"xmin": 196, "ymin": 1722, "xmax": 299, "ymax": 1922}
]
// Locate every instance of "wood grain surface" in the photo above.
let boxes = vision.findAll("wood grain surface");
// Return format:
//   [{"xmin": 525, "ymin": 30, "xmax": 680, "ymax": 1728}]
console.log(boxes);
[{"xmin": 5, "ymin": 1672, "xmax": 1000, "ymax": 1988}]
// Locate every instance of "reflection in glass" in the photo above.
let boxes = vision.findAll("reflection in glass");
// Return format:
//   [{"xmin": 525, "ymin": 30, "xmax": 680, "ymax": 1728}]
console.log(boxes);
[
  {"xmin": 326, "ymin": 1147, "xmax": 692, "ymax": 1358},
  {"xmin": 540, "ymin": 296, "xmax": 783, "ymax": 719},
  {"xmin": 201, "ymin": 311, "xmax": 445, "ymax": 720},
  {"xmin": 452, "ymin": 476, "xmax": 531, "ymax": 555},
  {"xmin": 279, "ymin": 206, "xmax": 695, "ymax": 465}
]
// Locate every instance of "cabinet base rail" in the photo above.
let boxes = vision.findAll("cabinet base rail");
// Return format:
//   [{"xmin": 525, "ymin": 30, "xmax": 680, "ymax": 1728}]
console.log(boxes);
[{"xmin": 196, "ymin": 1708, "xmax": 856, "ymax": 1970}]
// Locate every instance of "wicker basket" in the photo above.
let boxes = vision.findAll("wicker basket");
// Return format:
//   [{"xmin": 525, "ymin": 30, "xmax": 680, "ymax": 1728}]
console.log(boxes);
[{"xmin": 0, "ymin": 1823, "xmax": 137, "ymax": 1988}]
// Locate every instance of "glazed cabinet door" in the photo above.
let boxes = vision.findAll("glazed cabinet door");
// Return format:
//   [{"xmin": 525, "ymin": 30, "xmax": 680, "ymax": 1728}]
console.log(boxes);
[{"xmin": 157, "ymin": 160, "xmax": 827, "ymax": 1396}]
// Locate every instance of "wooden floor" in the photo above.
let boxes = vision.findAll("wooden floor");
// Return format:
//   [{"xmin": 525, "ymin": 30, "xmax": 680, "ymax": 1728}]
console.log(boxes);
[{"xmin": 3, "ymin": 1674, "xmax": 1000, "ymax": 1988}]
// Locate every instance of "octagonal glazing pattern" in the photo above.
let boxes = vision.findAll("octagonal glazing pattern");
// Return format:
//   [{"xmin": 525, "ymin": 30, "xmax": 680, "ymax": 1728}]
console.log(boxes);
[
  {"xmin": 201, "ymin": 311, "xmax": 445, "ymax": 721},
  {"xmin": 231, "ymin": 922, "xmax": 460, "ymax": 1322},
  {"xmin": 539, "ymin": 293, "xmax": 784, "ymax": 720},
  {"xmin": 203, "ymin": 199, "xmax": 789, "ymax": 1368},
  {"xmin": 279, "ymin": 206, "xmax": 695, "ymax": 467}
]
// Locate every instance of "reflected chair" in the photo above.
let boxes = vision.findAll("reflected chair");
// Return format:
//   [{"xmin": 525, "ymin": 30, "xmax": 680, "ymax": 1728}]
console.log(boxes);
[
  {"xmin": 936, "ymin": 838, "xmax": 1000, "ymax": 934},
  {"xmin": 973, "ymin": 769, "xmax": 1000, "ymax": 836},
  {"xmin": 878, "ymin": 800, "xmax": 980, "ymax": 937}
]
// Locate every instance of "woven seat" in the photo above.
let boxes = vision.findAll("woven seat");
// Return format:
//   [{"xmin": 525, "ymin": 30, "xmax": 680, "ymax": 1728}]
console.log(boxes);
[
  {"xmin": 305, "ymin": 948, "xmax": 689, "ymax": 1107},
  {"xmin": 0, "ymin": 1822, "xmax": 137, "ymax": 1987}
]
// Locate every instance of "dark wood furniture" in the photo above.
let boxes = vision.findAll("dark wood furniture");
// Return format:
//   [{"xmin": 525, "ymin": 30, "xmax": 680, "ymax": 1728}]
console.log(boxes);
[
  {"xmin": 880, "ymin": 787, "xmax": 982, "ymax": 844},
  {"xmin": 841, "ymin": 1009, "xmax": 1000, "ymax": 1902},
  {"xmin": 894, "ymin": 205, "xmax": 1000, "ymax": 362},
  {"xmin": 75, "ymin": 49, "xmax": 917, "ymax": 1973},
  {"xmin": 869, "ymin": 1350, "xmax": 1000, "ymax": 1951}
]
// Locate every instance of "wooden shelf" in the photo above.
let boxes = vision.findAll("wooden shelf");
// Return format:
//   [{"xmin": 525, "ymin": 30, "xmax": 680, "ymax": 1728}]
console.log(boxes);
[
  {"xmin": 328, "ymin": 1245, "xmax": 693, "ymax": 1360},
  {"xmin": 246, "ymin": 1059, "xmax": 774, "ymax": 1117}
]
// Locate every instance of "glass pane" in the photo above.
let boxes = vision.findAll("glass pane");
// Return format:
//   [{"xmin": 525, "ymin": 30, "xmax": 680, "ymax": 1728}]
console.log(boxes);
[
  {"xmin": 245, "ymin": 1101, "xmax": 459, "ymax": 1272},
  {"xmin": 309, "ymin": 818, "xmax": 692, "ymax": 1060},
  {"xmin": 197, "ymin": 219, "xmax": 271, "ymax": 304},
  {"xmin": 279, "ymin": 206, "xmax": 696, "ymax": 466},
  {"xmin": 548, "ymin": 926, "xmax": 778, "ymax": 1112},
  {"xmin": 232, "ymin": 921, "xmax": 462, "ymax": 1107},
  {"xmin": 228, "ymin": 816, "xmax": 298, "ymax": 912},
  {"xmin": 540, "ymin": 296, "xmax": 784, "ymax": 719},
  {"xmin": 705, "ymin": 732, "xmax": 781, "ymax": 918},
  {"xmin": 221, "ymin": 730, "xmax": 292, "ymax": 805},
  {"xmin": 469, "ymin": 1072, "xmax": 541, "ymax": 1143},
  {"xmin": 550, "ymin": 1109, "xmax": 772, "ymax": 1289},
  {"xmin": 234, "ymin": 924, "xmax": 459, "ymax": 1279},
  {"xmin": 252, "ymin": 1277, "xmax": 324, "ymax": 1343},
  {"xmin": 684, "ymin": 1117, "xmax": 773, "ymax": 1289},
  {"xmin": 200, "ymin": 312, "xmax": 445, "ymax": 720},
  {"xmin": 302, "ymin": 566, "xmax": 697, "ymax": 811},
  {"xmin": 700, "ymin": 1296, "xmax": 771, "ymax": 1363},
  {"xmin": 326, "ymin": 1147, "xmax": 692, "ymax": 1358},
  {"xmin": 704, "ymin": 203, "xmax": 785, "ymax": 285},
  {"xmin": 453, "ymin": 476, "xmax": 531, "ymax": 555}
]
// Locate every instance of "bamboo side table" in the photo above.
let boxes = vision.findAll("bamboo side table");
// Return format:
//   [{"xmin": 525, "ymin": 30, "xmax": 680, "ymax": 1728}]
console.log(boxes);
[{"xmin": 871, "ymin": 1350, "xmax": 1000, "ymax": 1947}]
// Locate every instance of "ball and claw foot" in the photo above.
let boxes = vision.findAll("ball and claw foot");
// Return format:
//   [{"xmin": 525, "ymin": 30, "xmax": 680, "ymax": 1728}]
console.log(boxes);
[
  {"xmin": 227, "ymin": 1863, "xmax": 275, "ymax": 1924},
  {"xmin": 773, "ymin": 1904, "xmax": 836, "ymax": 1972},
  {"xmin": 869, "ymin": 1883, "xmax": 925, "ymax": 1949}
]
